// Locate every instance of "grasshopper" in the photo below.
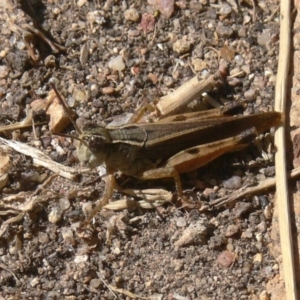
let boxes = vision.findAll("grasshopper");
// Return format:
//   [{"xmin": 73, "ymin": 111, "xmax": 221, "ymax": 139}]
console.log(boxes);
[{"xmin": 51, "ymin": 84, "xmax": 282, "ymax": 222}]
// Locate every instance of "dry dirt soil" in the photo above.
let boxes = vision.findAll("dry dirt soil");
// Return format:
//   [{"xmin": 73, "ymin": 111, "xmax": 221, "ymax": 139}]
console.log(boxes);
[{"xmin": 0, "ymin": 0, "xmax": 295, "ymax": 299}]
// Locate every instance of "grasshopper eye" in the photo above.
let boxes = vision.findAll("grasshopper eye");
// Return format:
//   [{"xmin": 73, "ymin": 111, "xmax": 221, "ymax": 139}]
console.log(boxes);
[{"xmin": 88, "ymin": 136, "xmax": 106, "ymax": 152}]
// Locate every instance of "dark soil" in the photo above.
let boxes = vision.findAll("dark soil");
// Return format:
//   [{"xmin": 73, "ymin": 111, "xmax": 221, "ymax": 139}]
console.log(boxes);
[{"xmin": 0, "ymin": 0, "xmax": 281, "ymax": 299}]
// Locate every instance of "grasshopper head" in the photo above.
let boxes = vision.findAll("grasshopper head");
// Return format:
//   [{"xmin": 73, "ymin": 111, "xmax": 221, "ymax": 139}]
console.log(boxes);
[
  {"xmin": 76, "ymin": 126, "xmax": 111, "ymax": 169},
  {"xmin": 48, "ymin": 85, "xmax": 112, "ymax": 169}
]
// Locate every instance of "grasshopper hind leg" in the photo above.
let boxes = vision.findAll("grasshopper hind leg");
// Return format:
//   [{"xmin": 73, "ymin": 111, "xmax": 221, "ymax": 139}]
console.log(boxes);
[{"xmin": 138, "ymin": 128, "xmax": 258, "ymax": 197}]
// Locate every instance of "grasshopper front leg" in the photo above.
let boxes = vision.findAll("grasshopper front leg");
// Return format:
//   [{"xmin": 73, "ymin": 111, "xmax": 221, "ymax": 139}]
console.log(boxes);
[{"xmin": 84, "ymin": 173, "xmax": 116, "ymax": 224}]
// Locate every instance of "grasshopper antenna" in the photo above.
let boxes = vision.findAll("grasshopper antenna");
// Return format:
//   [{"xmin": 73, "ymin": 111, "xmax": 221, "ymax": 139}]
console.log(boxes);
[{"xmin": 49, "ymin": 82, "xmax": 83, "ymax": 135}]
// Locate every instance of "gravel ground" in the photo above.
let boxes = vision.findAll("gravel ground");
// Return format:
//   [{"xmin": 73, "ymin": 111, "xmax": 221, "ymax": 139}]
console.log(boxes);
[{"xmin": 0, "ymin": 0, "xmax": 284, "ymax": 299}]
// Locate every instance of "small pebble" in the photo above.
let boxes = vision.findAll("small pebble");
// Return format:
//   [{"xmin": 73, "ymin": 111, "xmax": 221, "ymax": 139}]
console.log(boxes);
[
  {"xmin": 163, "ymin": 76, "xmax": 175, "ymax": 87},
  {"xmin": 192, "ymin": 58, "xmax": 207, "ymax": 71},
  {"xmin": 255, "ymin": 233, "xmax": 263, "ymax": 242},
  {"xmin": 0, "ymin": 49, "xmax": 9, "ymax": 58},
  {"xmin": 253, "ymin": 253, "xmax": 263, "ymax": 264},
  {"xmin": 175, "ymin": 217, "xmax": 187, "ymax": 227},
  {"xmin": 219, "ymin": 3, "xmax": 232, "ymax": 17},
  {"xmin": 220, "ymin": 45, "xmax": 235, "ymax": 61},
  {"xmin": 228, "ymin": 77, "xmax": 242, "ymax": 87},
  {"xmin": 9, "ymin": 235, "xmax": 22, "ymax": 254},
  {"xmin": 38, "ymin": 232, "xmax": 50, "ymax": 244},
  {"xmin": 173, "ymin": 37, "xmax": 191, "ymax": 54},
  {"xmin": 264, "ymin": 166, "xmax": 275, "ymax": 177},
  {"xmin": 17, "ymin": 41, "xmax": 26, "ymax": 50},
  {"xmin": 234, "ymin": 202, "xmax": 252, "ymax": 217},
  {"xmin": 59, "ymin": 198, "xmax": 71, "ymax": 211},
  {"xmin": 263, "ymin": 205, "xmax": 273, "ymax": 219},
  {"xmin": 258, "ymin": 195, "xmax": 269, "ymax": 209},
  {"xmin": 139, "ymin": 13, "xmax": 155, "ymax": 32},
  {"xmin": 53, "ymin": 7, "xmax": 61, "ymax": 15},
  {"xmin": 44, "ymin": 55, "xmax": 56, "ymax": 67},
  {"xmin": 48, "ymin": 207, "xmax": 62, "ymax": 223},
  {"xmin": 102, "ymin": 86, "xmax": 115, "ymax": 94},
  {"xmin": 77, "ymin": 0, "xmax": 87, "ymax": 7},
  {"xmin": 90, "ymin": 84, "xmax": 99, "ymax": 97},
  {"xmin": 90, "ymin": 278, "xmax": 103, "ymax": 289},
  {"xmin": 238, "ymin": 27, "xmax": 247, "ymax": 37},
  {"xmin": 227, "ymin": 243, "xmax": 234, "ymax": 251},
  {"xmin": 174, "ymin": 222, "xmax": 207, "ymax": 248},
  {"xmin": 202, "ymin": 188, "xmax": 215, "ymax": 197},
  {"xmin": 131, "ymin": 66, "xmax": 140, "ymax": 75},
  {"xmin": 256, "ymin": 221, "xmax": 267, "ymax": 233},
  {"xmin": 30, "ymin": 278, "xmax": 40, "ymax": 287},
  {"xmin": 216, "ymin": 23, "xmax": 233, "ymax": 38},
  {"xmin": 147, "ymin": 73, "xmax": 158, "ymax": 84},
  {"xmin": 242, "ymin": 260, "xmax": 253, "ymax": 273},
  {"xmin": 150, "ymin": 0, "xmax": 174, "ymax": 18},
  {"xmin": 108, "ymin": 55, "xmax": 126, "ymax": 71},
  {"xmin": 74, "ymin": 254, "xmax": 88, "ymax": 263},
  {"xmin": 253, "ymin": 76, "xmax": 265, "ymax": 89},
  {"xmin": 241, "ymin": 229, "xmax": 252, "ymax": 239},
  {"xmin": 225, "ymin": 224, "xmax": 240, "ymax": 237},
  {"xmin": 190, "ymin": 1, "xmax": 203, "ymax": 13},
  {"xmin": 73, "ymin": 86, "xmax": 88, "ymax": 102},
  {"xmin": 0, "ymin": 65, "xmax": 9, "ymax": 79},
  {"xmin": 257, "ymin": 30, "xmax": 271, "ymax": 46},
  {"xmin": 124, "ymin": 8, "xmax": 140, "ymax": 22},
  {"xmin": 61, "ymin": 227, "xmax": 75, "ymax": 245},
  {"xmin": 244, "ymin": 88, "xmax": 256, "ymax": 101},
  {"xmin": 223, "ymin": 175, "xmax": 242, "ymax": 189},
  {"xmin": 216, "ymin": 251, "xmax": 235, "ymax": 268},
  {"xmin": 256, "ymin": 174, "xmax": 266, "ymax": 182},
  {"xmin": 128, "ymin": 29, "xmax": 141, "ymax": 37},
  {"xmin": 243, "ymin": 15, "xmax": 251, "ymax": 25},
  {"xmin": 234, "ymin": 55, "xmax": 244, "ymax": 65},
  {"xmin": 82, "ymin": 202, "xmax": 93, "ymax": 216}
]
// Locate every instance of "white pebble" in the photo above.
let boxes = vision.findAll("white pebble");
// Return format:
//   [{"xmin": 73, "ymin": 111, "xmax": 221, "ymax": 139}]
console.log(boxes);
[{"xmin": 108, "ymin": 55, "xmax": 126, "ymax": 71}]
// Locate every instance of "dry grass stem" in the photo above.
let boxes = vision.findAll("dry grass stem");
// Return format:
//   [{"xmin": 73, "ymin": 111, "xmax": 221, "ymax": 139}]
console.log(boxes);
[
  {"xmin": 0, "ymin": 137, "xmax": 81, "ymax": 181},
  {"xmin": 274, "ymin": 0, "xmax": 297, "ymax": 299}
]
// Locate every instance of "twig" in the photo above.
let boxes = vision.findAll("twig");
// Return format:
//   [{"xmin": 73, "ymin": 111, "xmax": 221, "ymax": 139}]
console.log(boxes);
[
  {"xmin": 99, "ymin": 279, "xmax": 117, "ymax": 299},
  {"xmin": 156, "ymin": 71, "xmax": 225, "ymax": 117},
  {"xmin": 264, "ymin": 5, "xmax": 280, "ymax": 23},
  {"xmin": 274, "ymin": 0, "xmax": 297, "ymax": 299},
  {"xmin": 250, "ymin": 0, "xmax": 256, "ymax": 22},
  {"xmin": 0, "ymin": 137, "xmax": 81, "ymax": 181},
  {"xmin": 210, "ymin": 166, "xmax": 300, "ymax": 208}
]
